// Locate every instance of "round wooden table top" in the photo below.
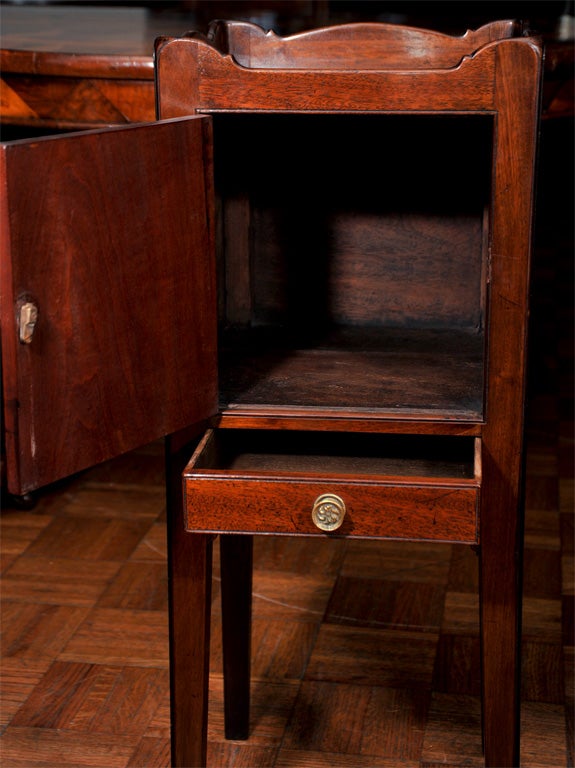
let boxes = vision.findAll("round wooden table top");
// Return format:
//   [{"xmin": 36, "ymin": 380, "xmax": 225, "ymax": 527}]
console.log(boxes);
[{"xmin": 1, "ymin": 5, "xmax": 195, "ymax": 78}]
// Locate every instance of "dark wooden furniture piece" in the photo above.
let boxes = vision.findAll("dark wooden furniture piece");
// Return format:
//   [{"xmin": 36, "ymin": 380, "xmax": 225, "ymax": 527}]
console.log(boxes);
[
  {"xmin": 0, "ymin": 5, "xmax": 189, "ymax": 129},
  {"xmin": 0, "ymin": 19, "xmax": 542, "ymax": 768}
]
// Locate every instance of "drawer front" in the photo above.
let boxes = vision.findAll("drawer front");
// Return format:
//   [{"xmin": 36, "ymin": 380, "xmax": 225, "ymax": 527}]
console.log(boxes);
[{"xmin": 184, "ymin": 476, "xmax": 478, "ymax": 544}]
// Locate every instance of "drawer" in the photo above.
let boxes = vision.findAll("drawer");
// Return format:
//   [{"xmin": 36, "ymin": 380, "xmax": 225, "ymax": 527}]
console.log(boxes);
[{"xmin": 183, "ymin": 430, "xmax": 480, "ymax": 544}]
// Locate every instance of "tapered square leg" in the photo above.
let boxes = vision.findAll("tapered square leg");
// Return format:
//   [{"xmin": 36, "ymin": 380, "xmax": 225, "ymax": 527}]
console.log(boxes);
[
  {"xmin": 220, "ymin": 534, "xmax": 253, "ymax": 740},
  {"xmin": 166, "ymin": 435, "xmax": 213, "ymax": 768},
  {"xmin": 479, "ymin": 452, "xmax": 523, "ymax": 768}
]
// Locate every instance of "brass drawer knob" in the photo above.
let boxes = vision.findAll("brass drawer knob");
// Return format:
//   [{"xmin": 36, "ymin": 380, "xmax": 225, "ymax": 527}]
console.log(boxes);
[{"xmin": 312, "ymin": 493, "xmax": 346, "ymax": 532}]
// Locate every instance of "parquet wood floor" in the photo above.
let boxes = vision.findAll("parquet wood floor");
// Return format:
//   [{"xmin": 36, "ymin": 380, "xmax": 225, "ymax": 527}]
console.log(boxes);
[
  {"xmin": 1, "ymin": 161, "xmax": 573, "ymax": 767},
  {"xmin": 1, "ymin": 269, "xmax": 572, "ymax": 768}
]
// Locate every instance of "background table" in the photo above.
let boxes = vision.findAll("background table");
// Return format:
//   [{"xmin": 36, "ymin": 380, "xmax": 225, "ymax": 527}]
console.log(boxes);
[{"xmin": 0, "ymin": 5, "xmax": 195, "ymax": 129}]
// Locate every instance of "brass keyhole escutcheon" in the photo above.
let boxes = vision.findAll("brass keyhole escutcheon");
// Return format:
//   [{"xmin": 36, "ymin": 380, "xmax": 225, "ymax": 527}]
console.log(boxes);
[
  {"xmin": 18, "ymin": 301, "xmax": 39, "ymax": 344},
  {"xmin": 312, "ymin": 493, "xmax": 346, "ymax": 532}
]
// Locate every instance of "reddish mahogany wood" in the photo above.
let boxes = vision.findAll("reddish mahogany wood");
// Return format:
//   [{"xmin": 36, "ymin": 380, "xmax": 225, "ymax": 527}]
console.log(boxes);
[
  {"xmin": 205, "ymin": 19, "xmax": 519, "ymax": 70},
  {"xmin": 0, "ymin": 117, "xmax": 218, "ymax": 495},
  {"xmin": 184, "ymin": 430, "xmax": 479, "ymax": 542},
  {"xmin": 0, "ymin": 16, "xmax": 543, "ymax": 768},
  {"xmin": 156, "ymin": 21, "xmax": 542, "ymax": 768},
  {"xmin": 215, "ymin": 413, "xmax": 483, "ymax": 435},
  {"xmin": 218, "ymin": 328, "xmax": 484, "ymax": 418},
  {"xmin": 479, "ymin": 40, "xmax": 542, "ymax": 767},
  {"xmin": 0, "ymin": 5, "xmax": 191, "ymax": 127},
  {"xmin": 166, "ymin": 428, "xmax": 214, "ymax": 768},
  {"xmin": 158, "ymin": 39, "xmax": 497, "ymax": 115},
  {"xmin": 186, "ymin": 476, "xmax": 478, "ymax": 542}
]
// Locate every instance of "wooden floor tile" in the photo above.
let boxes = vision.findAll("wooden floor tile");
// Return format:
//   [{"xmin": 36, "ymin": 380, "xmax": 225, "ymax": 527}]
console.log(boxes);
[
  {"xmin": 52, "ymin": 486, "xmax": 164, "ymax": 521},
  {"xmin": 325, "ymin": 575, "xmax": 445, "ymax": 631},
  {"xmin": 59, "ymin": 608, "xmax": 168, "ymax": 667},
  {"xmin": 209, "ymin": 614, "xmax": 320, "ymax": 681},
  {"xmin": 523, "ymin": 547, "xmax": 562, "ymax": 599},
  {"xmin": 522, "ymin": 596, "xmax": 563, "ymax": 642},
  {"xmin": 1, "ymin": 555, "xmax": 121, "ymax": 606},
  {"xmin": 12, "ymin": 661, "xmax": 168, "ymax": 735},
  {"xmin": 252, "ymin": 536, "xmax": 347, "ymax": 578},
  {"xmin": 275, "ymin": 750, "xmax": 418, "ymax": 767},
  {"xmin": 561, "ymin": 511, "xmax": 574, "ymax": 560},
  {"xmin": 520, "ymin": 701, "xmax": 569, "ymax": 767},
  {"xmin": 521, "ymin": 640, "xmax": 565, "ymax": 704},
  {"xmin": 207, "ymin": 742, "xmax": 278, "ymax": 768},
  {"xmin": 282, "ymin": 681, "xmax": 371, "ymax": 754},
  {"xmin": 339, "ymin": 540, "xmax": 452, "ymax": 583},
  {"xmin": 0, "ymin": 726, "xmax": 139, "ymax": 767},
  {"xmin": 421, "ymin": 693, "xmax": 483, "ymax": 766},
  {"xmin": 559, "ymin": 477, "xmax": 574, "ymax": 516},
  {"xmin": 524, "ymin": 508, "xmax": 562, "ymax": 550},
  {"xmin": 563, "ymin": 553, "xmax": 574, "ymax": 595},
  {"xmin": 525, "ymin": 474, "xmax": 560, "ymax": 511},
  {"xmin": 97, "ymin": 561, "xmax": 168, "ymax": 611},
  {"xmin": 306, "ymin": 624, "xmax": 438, "ymax": 687},
  {"xmin": 440, "ymin": 591, "xmax": 480, "ymax": 634},
  {"xmin": 358, "ymin": 686, "xmax": 430, "ymax": 759},
  {"xmin": 144, "ymin": 689, "xmax": 170, "ymax": 740},
  {"xmin": 563, "ymin": 593, "xmax": 575, "ymax": 648},
  {"xmin": 24, "ymin": 516, "xmax": 153, "ymax": 562},
  {"xmin": 249, "ymin": 570, "xmax": 336, "ymax": 621},
  {"xmin": 2, "ymin": 601, "xmax": 90, "ymax": 666},
  {"xmin": 129, "ymin": 522, "xmax": 167, "ymax": 562},
  {"xmin": 207, "ymin": 677, "xmax": 301, "ymax": 746},
  {"xmin": 127, "ymin": 736, "xmax": 171, "ymax": 768},
  {"xmin": 446, "ymin": 544, "xmax": 479, "ymax": 593},
  {"xmin": 282, "ymin": 681, "xmax": 429, "ymax": 760},
  {"xmin": 564, "ymin": 646, "xmax": 575, "ymax": 766},
  {"xmin": 0, "ymin": 661, "xmax": 46, "ymax": 727},
  {"xmin": 432, "ymin": 634, "xmax": 481, "ymax": 696},
  {"xmin": 0, "ymin": 510, "xmax": 53, "ymax": 570}
]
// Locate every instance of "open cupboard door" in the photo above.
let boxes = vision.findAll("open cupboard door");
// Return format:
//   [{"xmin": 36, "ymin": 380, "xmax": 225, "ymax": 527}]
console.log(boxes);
[{"xmin": 1, "ymin": 117, "xmax": 218, "ymax": 496}]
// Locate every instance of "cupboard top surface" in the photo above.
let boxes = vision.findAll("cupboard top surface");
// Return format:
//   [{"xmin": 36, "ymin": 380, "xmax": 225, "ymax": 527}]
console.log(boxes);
[
  {"xmin": 0, "ymin": 5, "xmax": 194, "ymax": 78},
  {"xmin": 156, "ymin": 24, "xmax": 542, "ymax": 116}
]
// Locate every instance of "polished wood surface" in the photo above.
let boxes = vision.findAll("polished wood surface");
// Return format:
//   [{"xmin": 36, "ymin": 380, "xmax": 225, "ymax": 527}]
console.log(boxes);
[
  {"xmin": 155, "ymin": 21, "xmax": 542, "ymax": 768},
  {"xmin": 0, "ymin": 6, "xmax": 193, "ymax": 127},
  {"xmin": 0, "ymin": 300, "xmax": 571, "ymax": 766},
  {"xmin": 0, "ymin": 117, "xmax": 217, "ymax": 495},
  {"xmin": 0, "ymin": 5, "xmax": 570, "ymax": 128},
  {"xmin": 204, "ymin": 18, "xmax": 518, "ymax": 69},
  {"xmin": 0, "ymin": 15, "xmax": 558, "ymax": 768},
  {"xmin": 184, "ymin": 430, "xmax": 480, "ymax": 542}
]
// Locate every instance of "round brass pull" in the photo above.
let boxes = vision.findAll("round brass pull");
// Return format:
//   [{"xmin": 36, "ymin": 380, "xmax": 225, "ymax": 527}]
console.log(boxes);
[{"xmin": 312, "ymin": 493, "xmax": 346, "ymax": 532}]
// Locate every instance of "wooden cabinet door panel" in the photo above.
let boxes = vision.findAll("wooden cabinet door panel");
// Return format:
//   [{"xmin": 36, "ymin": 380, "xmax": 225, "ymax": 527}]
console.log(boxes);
[{"xmin": 1, "ymin": 117, "xmax": 217, "ymax": 495}]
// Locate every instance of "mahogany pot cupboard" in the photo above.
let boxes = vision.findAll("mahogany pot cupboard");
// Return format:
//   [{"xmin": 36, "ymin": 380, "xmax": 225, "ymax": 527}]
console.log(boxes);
[{"xmin": 0, "ymin": 20, "xmax": 542, "ymax": 768}]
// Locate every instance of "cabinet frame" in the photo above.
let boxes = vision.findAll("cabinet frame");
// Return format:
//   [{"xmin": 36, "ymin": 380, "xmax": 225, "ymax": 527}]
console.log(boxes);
[{"xmin": 157, "ymin": 22, "xmax": 542, "ymax": 768}]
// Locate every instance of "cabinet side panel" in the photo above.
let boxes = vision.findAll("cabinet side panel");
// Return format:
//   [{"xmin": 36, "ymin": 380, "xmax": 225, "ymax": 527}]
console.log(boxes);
[{"xmin": 2, "ymin": 118, "xmax": 217, "ymax": 494}]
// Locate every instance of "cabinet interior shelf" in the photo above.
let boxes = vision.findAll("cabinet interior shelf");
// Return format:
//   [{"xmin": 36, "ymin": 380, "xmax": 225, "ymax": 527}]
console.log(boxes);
[{"xmin": 219, "ymin": 325, "xmax": 484, "ymax": 419}]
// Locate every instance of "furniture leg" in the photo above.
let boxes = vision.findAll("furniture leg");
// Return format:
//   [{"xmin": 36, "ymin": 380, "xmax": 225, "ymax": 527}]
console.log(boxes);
[
  {"xmin": 166, "ymin": 436, "xmax": 213, "ymax": 768},
  {"xmin": 220, "ymin": 534, "xmax": 253, "ymax": 740},
  {"xmin": 479, "ymin": 471, "xmax": 523, "ymax": 767}
]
